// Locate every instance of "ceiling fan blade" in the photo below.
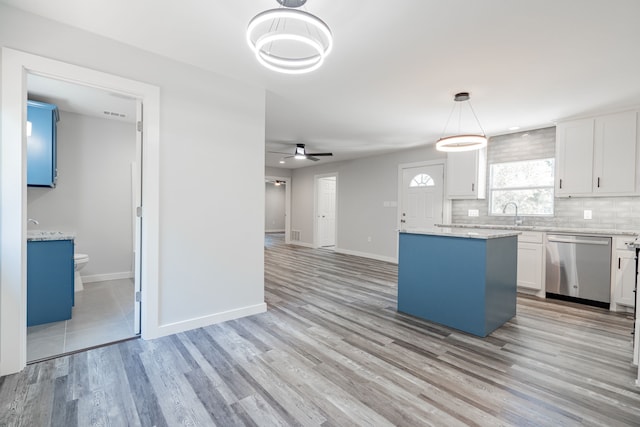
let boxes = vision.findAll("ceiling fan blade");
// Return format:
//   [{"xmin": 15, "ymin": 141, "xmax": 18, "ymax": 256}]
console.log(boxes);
[
  {"xmin": 307, "ymin": 156, "xmax": 320, "ymax": 161},
  {"xmin": 267, "ymin": 151, "xmax": 291, "ymax": 155},
  {"xmin": 306, "ymin": 152, "xmax": 333, "ymax": 157}
]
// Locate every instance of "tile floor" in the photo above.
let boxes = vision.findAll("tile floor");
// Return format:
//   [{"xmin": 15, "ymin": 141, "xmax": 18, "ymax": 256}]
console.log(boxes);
[{"xmin": 27, "ymin": 278, "xmax": 137, "ymax": 362}]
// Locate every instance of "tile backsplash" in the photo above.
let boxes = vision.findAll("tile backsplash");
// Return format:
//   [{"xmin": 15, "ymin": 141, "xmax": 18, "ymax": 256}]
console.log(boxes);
[{"xmin": 451, "ymin": 127, "xmax": 640, "ymax": 231}]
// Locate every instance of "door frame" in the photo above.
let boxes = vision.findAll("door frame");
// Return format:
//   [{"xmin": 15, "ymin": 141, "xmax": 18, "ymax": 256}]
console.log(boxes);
[
  {"xmin": 0, "ymin": 48, "xmax": 160, "ymax": 375},
  {"xmin": 265, "ymin": 175, "xmax": 291, "ymax": 243},
  {"xmin": 313, "ymin": 172, "xmax": 338, "ymax": 249}
]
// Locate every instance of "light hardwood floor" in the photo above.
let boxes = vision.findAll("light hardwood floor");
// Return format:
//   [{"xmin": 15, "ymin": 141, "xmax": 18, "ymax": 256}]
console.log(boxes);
[{"xmin": 1, "ymin": 233, "xmax": 639, "ymax": 426}]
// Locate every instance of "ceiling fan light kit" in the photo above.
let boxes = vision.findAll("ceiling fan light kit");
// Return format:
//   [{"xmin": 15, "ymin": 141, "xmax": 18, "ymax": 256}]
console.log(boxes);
[
  {"xmin": 246, "ymin": 0, "xmax": 333, "ymax": 74},
  {"xmin": 436, "ymin": 92, "xmax": 488, "ymax": 152}
]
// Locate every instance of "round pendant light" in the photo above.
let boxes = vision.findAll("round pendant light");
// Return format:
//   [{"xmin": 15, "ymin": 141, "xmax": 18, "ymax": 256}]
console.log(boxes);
[
  {"xmin": 246, "ymin": 0, "xmax": 333, "ymax": 74},
  {"xmin": 436, "ymin": 92, "xmax": 488, "ymax": 152}
]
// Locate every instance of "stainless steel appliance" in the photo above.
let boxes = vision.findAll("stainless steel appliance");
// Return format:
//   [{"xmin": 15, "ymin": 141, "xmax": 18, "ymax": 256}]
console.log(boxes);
[{"xmin": 545, "ymin": 234, "xmax": 612, "ymax": 305}]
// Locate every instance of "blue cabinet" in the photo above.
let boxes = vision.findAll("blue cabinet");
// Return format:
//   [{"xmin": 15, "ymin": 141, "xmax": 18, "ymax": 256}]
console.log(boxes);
[
  {"xmin": 397, "ymin": 232, "xmax": 517, "ymax": 337},
  {"xmin": 27, "ymin": 100, "xmax": 59, "ymax": 187},
  {"xmin": 27, "ymin": 240, "xmax": 74, "ymax": 326}
]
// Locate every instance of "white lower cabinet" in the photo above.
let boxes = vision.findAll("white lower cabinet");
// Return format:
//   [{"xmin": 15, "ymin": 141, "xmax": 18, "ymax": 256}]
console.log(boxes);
[
  {"xmin": 517, "ymin": 232, "xmax": 544, "ymax": 296},
  {"xmin": 612, "ymin": 237, "xmax": 636, "ymax": 307}
]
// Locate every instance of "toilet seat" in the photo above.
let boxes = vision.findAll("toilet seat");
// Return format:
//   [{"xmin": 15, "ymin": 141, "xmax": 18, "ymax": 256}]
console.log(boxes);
[{"xmin": 74, "ymin": 253, "xmax": 89, "ymax": 262}]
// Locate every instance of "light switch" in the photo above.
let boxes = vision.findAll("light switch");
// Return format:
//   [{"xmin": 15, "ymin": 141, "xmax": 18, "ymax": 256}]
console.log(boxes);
[{"xmin": 584, "ymin": 209, "xmax": 592, "ymax": 220}]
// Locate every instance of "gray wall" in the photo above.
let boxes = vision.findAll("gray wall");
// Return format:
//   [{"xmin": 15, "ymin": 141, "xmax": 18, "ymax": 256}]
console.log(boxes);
[
  {"xmin": 265, "ymin": 182, "xmax": 285, "ymax": 232},
  {"xmin": 453, "ymin": 127, "xmax": 640, "ymax": 230},
  {"xmin": 290, "ymin": 126, "xmax": 640, "ymax": 263},
  {"xmin": 291, "ymin": 145, "xmax": 446, "ymax": 260},
  {"xmin": 1, "ymin": 4, "xmax": 266, "ymax": 328},
  {"xmin": 27, "ymin": 112, "xmax": 136, "ymax": 280}
]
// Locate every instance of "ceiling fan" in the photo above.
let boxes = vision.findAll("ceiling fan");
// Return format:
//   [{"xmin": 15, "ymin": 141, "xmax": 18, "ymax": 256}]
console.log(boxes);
[{"xmin": 270, "ymin": 143, "xmax": 333, "ymax": 162}]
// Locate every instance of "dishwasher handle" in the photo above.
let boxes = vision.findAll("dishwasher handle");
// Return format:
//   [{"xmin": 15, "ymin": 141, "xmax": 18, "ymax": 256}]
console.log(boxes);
[{"xmin": 547, "ymin": 235, "xmax": 610, "ymax": 245}]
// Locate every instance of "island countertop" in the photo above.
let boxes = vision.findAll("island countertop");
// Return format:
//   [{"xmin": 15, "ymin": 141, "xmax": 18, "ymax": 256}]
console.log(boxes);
[
  {"xmin": 400, "ymin": 228, "xmax": 520, "ymax": 240},
  {"xmin": 27, "ymin": 230, "xmax": 76, "ymax": 241}
]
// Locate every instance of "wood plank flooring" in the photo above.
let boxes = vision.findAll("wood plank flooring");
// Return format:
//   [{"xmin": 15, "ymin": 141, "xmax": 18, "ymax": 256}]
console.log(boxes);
[{"xmin": 1, "ymin": 233, "xmax": 639, "ymax": 426}]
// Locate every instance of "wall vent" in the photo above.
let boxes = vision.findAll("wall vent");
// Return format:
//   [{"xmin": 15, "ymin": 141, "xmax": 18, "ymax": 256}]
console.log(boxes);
[{"xmin": 291, "ymin": 230, "xmax": 301, "ymax": 241}]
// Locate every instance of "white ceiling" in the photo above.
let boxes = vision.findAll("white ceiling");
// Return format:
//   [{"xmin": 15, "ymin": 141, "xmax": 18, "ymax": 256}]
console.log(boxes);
[{"xmin": 6, "ymin": 0, "xmax": 640, "ymax": 169}]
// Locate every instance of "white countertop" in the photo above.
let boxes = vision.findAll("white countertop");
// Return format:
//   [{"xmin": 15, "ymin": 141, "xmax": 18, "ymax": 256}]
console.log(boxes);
[
  {"xmin": 436, "ymin": 223, "xmax": 639, "ymax": 237},
  {"xmin": 27, "ymin": 230, "xmax": 76, "ymax": 241},
  {"xmin": 400, "ymin": 228, "xmax": 520, "ymax": 240}
]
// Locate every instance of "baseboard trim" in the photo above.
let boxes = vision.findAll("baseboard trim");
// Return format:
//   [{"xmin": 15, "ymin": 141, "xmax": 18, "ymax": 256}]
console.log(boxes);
[
  {"xmin": 155, "ymin": 302, "xmax": 267, "ymax": 337},
  {"xmin": 334, "ymin": 248, "xmax": 397, "ymax": 264},
  {"xmin": 83, "ymin": 271, "xmax": 134, "ymax": 283},
  {"xmin": 290, "ymin": 241, "xmax": 314, "ymax": 249}
]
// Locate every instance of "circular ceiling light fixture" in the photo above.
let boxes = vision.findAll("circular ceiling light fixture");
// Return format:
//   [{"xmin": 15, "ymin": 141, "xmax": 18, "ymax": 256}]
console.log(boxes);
[
  {"xmin": 246, "ymin": 0, "xmax": 333, "ymax": 75},
  {"xmin": 436, "ymin": 92, "xmax": 488, "ymax": 152}
]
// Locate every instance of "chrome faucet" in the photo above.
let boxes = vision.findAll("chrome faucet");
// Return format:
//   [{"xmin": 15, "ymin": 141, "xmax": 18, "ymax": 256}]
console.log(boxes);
[
  {"xmin": 28, "ymin": 218, "xmax": 39, "ymax": 226},
  {"xmin": 502, "ymin": 202, "xmax": 522, "ymax": 226}
]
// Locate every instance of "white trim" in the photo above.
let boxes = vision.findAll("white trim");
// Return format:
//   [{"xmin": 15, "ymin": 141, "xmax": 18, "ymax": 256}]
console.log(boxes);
[
  {"xmin": 82, "ymin": 271, "xmax": 134, "ymax": 284},
  {"xmin": 0, "ymin": 48, "xmax": 161, "ymax": 375},
  {"xmin": 157, "ymin": 303, "xmax": 267, "ymax": 336},
  {"xmin": 265, "ymin": 229, "xmax": 286, "ymax": 233},
  {"xmin": 265, "ymin": 175, "xmax": 291, "ymax": 243},
  {"xmin": 334, "ymin": 248, "xmax": 397, "ymax": 264},
  {"xmin": 290, "ymin": 241, "xmax": 314, "ymax": 249}
]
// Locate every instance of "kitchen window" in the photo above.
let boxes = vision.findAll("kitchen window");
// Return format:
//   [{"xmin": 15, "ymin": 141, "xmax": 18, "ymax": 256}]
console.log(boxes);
[{"xmin": 489, "ymin": 158, "xmax": 554, "ymax": 216}]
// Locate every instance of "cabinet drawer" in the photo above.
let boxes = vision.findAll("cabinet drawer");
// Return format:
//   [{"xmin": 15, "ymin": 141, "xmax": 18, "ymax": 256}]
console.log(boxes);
[
  {"xmin": 518, "ymin": 231, "xmax": 543, "ymax": 244},
  {"xmin": 615, "ymin": 236, "xmax": 637, "ymax": 250}
]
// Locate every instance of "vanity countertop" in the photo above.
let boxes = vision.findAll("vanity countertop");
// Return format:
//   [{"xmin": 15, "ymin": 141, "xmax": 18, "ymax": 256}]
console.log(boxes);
[{"xmin": 27, "ymin": 230, "xmax": 76, "ymax": 241}]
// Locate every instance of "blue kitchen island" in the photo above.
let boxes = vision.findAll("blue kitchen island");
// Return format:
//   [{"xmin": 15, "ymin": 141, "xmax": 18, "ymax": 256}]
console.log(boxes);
[{"xmin": 398, "ymin": 228, "xmax": 519, "ymax": 337}]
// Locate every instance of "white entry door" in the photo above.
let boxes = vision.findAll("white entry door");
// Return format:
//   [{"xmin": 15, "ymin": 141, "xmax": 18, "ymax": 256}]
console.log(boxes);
[
  {"xmin": 317, "ymin": 176, "xmax": 336, "ymax": 247},
  {"xmin": 400, "ymin": 164, "xmax": 444, "ymax": 230}
]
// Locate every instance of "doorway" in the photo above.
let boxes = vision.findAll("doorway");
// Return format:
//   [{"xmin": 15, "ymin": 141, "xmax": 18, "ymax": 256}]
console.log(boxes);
[
  {"xmin": 315, "ymin": 174, "xmax": 337, "ymax": 248},
  {"xmin": 399, "ymin": 163, "xmax": 444, "ymax": 230},
  {"xmin": 1, "ymin": 48, "xmax": 160, "ymax": 376},
  {"xmin": 25, "ymin": 74, "xmax": 140, "ymax": 362},
  {"xmin": 265, "ymin": 175, "xmax": 291, "ymax": 242}
]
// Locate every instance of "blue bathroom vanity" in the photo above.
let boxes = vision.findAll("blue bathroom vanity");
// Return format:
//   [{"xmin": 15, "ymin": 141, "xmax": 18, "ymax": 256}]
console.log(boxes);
[
  {"xmin": 27, "ymin": 100, "xmax": 59, "ymax": 187},
  {"xmin": 27, "ymin": 231, "xmax": 75, "ymax": 326},
  {"xmin": 398, "ymin": 228, "xmax": 519, "ymax": 337}
]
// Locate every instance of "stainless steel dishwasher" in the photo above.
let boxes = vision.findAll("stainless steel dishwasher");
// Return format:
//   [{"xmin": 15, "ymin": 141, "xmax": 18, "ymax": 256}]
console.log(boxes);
[{"xmin": 545, "ymin": 234, "xmax": 612, "ymax": 305}]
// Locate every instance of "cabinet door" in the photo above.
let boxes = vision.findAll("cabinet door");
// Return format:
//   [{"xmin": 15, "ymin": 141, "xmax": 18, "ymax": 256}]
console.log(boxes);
[
  {"xmin": 593, "ymin": 111, "xmax": 637, "ymax": 194},
  {"xmin": 517, "ymin": 242, "xmax": 543, "ymax": 290},
  {"xmin": 446, "ymin": 148, "xmax": 486, "ymax": 199},
  {"xmin": 27, "ymin": 101, "xmax": 58, "ymax": 187},
  {"xmin": 614, "ymin": 250, "xmax": 636, "ymax": 307},
  {"xmin": 27, "ymin": 240, "xmax": 74, "ymax": 326},
  {"xmin": 555, "ymin": 118, "xmax": 594, "ymax": 196}
]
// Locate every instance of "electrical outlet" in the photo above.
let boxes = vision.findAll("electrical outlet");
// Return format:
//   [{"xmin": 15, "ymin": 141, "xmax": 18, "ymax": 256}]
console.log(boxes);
[
  {"xmin": 468, "ymin": 209, "xmax": 479, "ymax": 217},
  {"xmin": 584, "ymin": 209, "xmax": 592, "ymax": 220},
  {"xmin": 367, "ymin": 236, "xmax": 372, "ymax": 242}
]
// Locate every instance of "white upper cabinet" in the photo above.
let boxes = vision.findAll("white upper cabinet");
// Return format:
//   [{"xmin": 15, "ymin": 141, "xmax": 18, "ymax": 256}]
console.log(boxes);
[
  {"xmin": 556, "ymin": 110, "xmax": 638, "ymax": 197},
  {"xmin": 556, "ymin": 118, "xmax": 594, "ymax": 196},
  {"xmin": 446, "ymin": 148, "xmax": 486, "ymax": 199},
  {"xmin": 593, "ymin": 111, "xmax": 637, "ymax": 194}
]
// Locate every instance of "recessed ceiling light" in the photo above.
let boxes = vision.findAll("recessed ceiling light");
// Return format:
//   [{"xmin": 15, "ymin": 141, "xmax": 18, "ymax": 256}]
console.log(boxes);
[
  {"xmin": 508, "ymin": 126, "xmax": 520, "ymax": 131},
  {"xmin": 279, "ymin": 159, "xmax": 285, "ymax": 164}
]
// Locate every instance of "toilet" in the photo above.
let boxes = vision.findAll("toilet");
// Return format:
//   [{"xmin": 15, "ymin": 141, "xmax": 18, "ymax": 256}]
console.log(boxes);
[{"xmin": 74, "ymin": 253, "xmax": 89, "ymax": 292}]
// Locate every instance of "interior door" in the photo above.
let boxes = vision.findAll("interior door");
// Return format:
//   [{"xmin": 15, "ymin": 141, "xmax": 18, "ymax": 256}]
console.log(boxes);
[
  {"xmin": 317, "ymin": 176, "xmax": 336, "ymax": 247},
  {"xmin": 400, "ymin": 164, "xmax": 444, "ymax": 230},
  {"xmin": 133, "ymin": 100, "xmax": 142, "ymax": 335}
]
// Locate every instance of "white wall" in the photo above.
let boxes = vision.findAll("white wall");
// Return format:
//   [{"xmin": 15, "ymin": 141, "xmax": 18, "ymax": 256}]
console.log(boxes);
[
  {"xmin": 291, "ymin": 145, "xmax": 446, "ymax": 261},
  {"xmin": 265, "ymin": 183, "xmax": 286, "ymax": 232},
  {"xmin": 1, "ymin": 5, "xmax": 265, "ymax": 332},
  {"xmin": 27, "ymin": 112, "xmax": 136, "ymax": 280}
]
